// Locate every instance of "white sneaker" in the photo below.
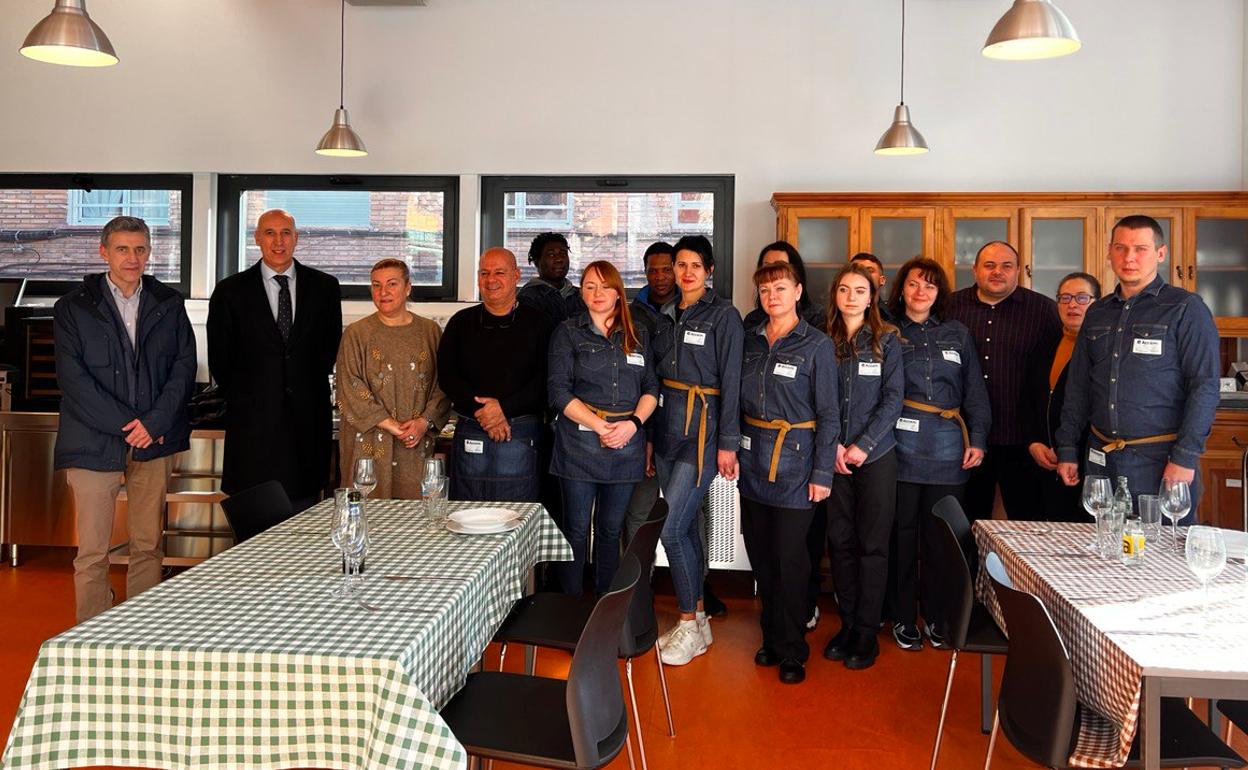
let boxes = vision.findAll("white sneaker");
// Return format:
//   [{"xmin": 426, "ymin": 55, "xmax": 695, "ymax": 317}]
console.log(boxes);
[
  {"xmin": 806, "ymin": 606, "xmax": 821, "ymax": 631},
  {"xmin": 696, "ymin": 610, "xmax": 713, "ymax": 647},
  {"xmin": 659, "ymin": 620, "xmax": 707, "ymax": 666},
  {"xmin": 657, "ymin": 623, "xmax": 680, "ymax": 650}
]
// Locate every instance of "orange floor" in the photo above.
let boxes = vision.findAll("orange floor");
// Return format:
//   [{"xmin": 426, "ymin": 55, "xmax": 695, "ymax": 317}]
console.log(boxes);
[{"xmin": 0, "ymin": 550, "xmax": 1243, "ymax": 770}]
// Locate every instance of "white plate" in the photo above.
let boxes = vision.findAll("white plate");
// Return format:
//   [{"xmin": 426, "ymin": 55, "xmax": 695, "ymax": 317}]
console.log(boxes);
[
  {"xmin": 448, "ymin": 507, "xmax": 521, "ymax": 528},
  {"xmin": 446, "ymin": 517, "xmax": 523, "ymax": 535}
]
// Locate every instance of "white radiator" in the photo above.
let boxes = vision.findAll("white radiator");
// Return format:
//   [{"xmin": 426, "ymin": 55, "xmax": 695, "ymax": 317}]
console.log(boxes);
[{"xmin": 655, "ymin": 474, "xmax": 753, "ymax": 572}]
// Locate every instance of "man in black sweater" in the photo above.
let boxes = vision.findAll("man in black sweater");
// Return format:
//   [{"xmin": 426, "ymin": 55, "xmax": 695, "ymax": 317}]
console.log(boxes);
[{"xmin": 437, "ymin": 247, "xmax": 552, "ymax": 501}]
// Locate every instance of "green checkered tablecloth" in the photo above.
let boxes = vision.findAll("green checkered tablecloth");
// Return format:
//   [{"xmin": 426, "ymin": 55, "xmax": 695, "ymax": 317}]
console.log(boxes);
[{"xmin": 2, "ymin": 500, "xmax": 571, "ymax": 770}]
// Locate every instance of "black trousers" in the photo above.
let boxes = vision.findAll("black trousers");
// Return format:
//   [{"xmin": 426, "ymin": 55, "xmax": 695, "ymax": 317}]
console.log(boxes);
[
  {"xmin": 827, "ymin": 450, "xmax": 897, "ymax": 635},
  {"xmin": 886, "ymin": 481, "xmax": 965, "ymax": 629},
  {"xmin": 1035, "ymin": 465, "xmax": 1085, "ymax": 522},
  {"xmin": 963, "ymin": 444, "xmax": 1042, "ymax": 522},
  {"xmin": 806, "ymin": 502, "xmax": 828, "ymax": 617},
  {"xmin": 741, "ymin": 496, "xmax": 814, "ymax": 662}
]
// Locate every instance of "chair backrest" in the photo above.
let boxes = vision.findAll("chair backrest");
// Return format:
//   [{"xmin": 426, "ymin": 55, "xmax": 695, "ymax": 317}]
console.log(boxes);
[
  {"xmin": 220, "ymin": 481, "xmax": 295, "ymax": 544},
  {"xmin": 931, "ymin": 496, "xmax": 976, "ymax": 649},
  {"xmin": 566, "ymin": 553, "xmax": 640, "ymax": 768},
  {"xmin": 986, "ymin": 551, "xmax": 1079, "ymax": 768},
  {"xmin": 618, "ymin": 499, "xmax": 667, "ymax": 657}
]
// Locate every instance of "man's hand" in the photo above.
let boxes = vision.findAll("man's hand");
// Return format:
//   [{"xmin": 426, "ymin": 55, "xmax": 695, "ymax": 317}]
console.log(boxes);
[
  {"xmin": 1028, "ymin": 442, "xmax": 1057, "ymax": 471},
  {"xmin": 473, "ymin": 397, "xmax": 506, "ymax": 431},
  {"xmin": 1162, "ymin": 461, "xmax": 1196, "ymax": 485},
  {"xmin": 122, "ymin": 419, "xmax": 153, "ymax": 449},
  {"xmin": 1057, "ymin": 462, "xmax": 1080, "ymax": 487},
  {"xmin": 486, "ymin": 419, "xmax": 511, "ymax": 443}
]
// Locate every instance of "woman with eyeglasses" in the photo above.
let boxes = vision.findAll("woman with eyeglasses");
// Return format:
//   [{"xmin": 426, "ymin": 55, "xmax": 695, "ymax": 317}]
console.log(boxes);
[{"xmin": 1021, "ymin": 271, "xmax": 1103, "ymax": 521}]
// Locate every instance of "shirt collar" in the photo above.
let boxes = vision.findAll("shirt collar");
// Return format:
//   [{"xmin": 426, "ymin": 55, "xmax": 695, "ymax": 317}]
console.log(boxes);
[
  {"xmin": 261, "ymin": 260, "xmax": 295, "ymax": 283},
  {"xmin": 901, "ymin": 312, "xmax": 940, "ymax": 329},
  {"xmin": 754, "ymin": 317, "xmax": 810, "ymax": 339},
  {"xmin": 103, "ymin": 273, "xmax": 141, "ymax": 303},
  {"xmin": 1112, "ymin": 272, "xmax": 1165, "ymax": 302},
  {"xmin": 972, "ymin": 286, "xmax": 1020, "ymax": 307}
]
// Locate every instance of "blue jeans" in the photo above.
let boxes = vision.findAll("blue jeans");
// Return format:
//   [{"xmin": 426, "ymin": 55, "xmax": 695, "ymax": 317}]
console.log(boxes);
[
  {"xmin": 657, "ymin": 457, "xmax": 715, "ymax": 613},
  {"xmin": 558, "ymin": 478, "xmax": 634, "ymax": 595}
]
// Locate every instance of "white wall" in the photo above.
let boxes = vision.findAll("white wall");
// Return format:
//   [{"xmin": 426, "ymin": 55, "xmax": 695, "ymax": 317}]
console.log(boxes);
[{"xmin": 1, "ymin": 0, "xmax": 1243, "ymax": 311}]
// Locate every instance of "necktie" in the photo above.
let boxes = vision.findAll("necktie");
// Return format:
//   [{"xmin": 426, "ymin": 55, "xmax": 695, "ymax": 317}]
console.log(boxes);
[{"xmin": 274, "ymin": 274, "xmax": 292, "ymax": 342}]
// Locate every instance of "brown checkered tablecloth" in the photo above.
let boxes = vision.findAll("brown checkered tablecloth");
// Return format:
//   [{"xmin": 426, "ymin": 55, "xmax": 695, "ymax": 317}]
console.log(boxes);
[{"xmin": 973, "ymin": 520, "xmax": 1248, "ymax": 768}]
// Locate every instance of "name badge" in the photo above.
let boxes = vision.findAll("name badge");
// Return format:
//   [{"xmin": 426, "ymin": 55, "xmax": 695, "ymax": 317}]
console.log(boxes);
[
  {"xmin": 658, "ymin": 394, "xmax": 664, "ymax": 408},
  {"xmin": 464, "ymin": 439, "xmax": 484, "ymax": 454},
  {"xmin": 858, "ymin": 361, "xmax": 881, "ymax": 376},
  {"xmin": 626, "ymin": 352, "xmax": 645, "ymax": 366},
  {"xmin": 683, "ymin": 330, "xmax": 707, "ymax": 346},
  {"xmin": 578, "ymin": 422, "xmax": 594, "ymax": 432},
  {"xmin": 1088, "ymin": 448, "xmax": 1107, "ymax": 466},
  {"xmin": 896, "ymin": 417, "xmax": 920, "ymax": 432},
  {"xmin": 740, "ymin": 435, "xmax": 752, "ymax": 451},
  {"xmin": 773, "ymin": 362, "xmax": 798, "ymax": 379},
  {"xmin": 1133, "ymin": 338, "xmax": 1162, "ymax": 356},
  {"xmin": 942, "ymin": 349, "xmax": 962, "ymax": 365}
]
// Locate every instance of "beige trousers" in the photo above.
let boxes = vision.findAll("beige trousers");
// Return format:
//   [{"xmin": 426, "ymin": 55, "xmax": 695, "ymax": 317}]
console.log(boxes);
[{"xmin": 66, "ymin": 454, "xmax": 174, "ymax": 623}]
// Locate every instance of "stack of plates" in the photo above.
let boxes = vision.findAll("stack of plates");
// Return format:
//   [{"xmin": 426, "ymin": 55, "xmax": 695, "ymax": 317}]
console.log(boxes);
[{"xmin": 446, "ymin": 507, "xmax": 523, "ymax": 535}]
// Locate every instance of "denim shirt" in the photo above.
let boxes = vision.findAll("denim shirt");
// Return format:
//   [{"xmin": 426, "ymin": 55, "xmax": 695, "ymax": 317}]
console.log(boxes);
[
  {"xmin": 652, "ymin": 291, "xmax": 744, "ymax": 458},
  {"xmin": 1055, "ymin": 274, "xmax": 1220, "ymax": 470},
  {"xmin": 738, "ymin": 318, "xmax": 839, "ymax": 509},
  {"xmin": 835, "ymin": 327, "xmax": 904, "ymax": 465},
  {"xmin": 895, "ymin": 315, "xmax": 992, "ymax": 485}
]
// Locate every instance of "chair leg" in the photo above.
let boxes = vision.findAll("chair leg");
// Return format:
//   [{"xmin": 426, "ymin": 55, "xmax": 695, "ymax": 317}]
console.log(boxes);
[
  {"xmin": 625, "ymin": 732, "xmax": 636, "ymax": 770},
  {"xmin": 498, "ymin": 641, "xmax": 507, "ymax": 672},
  {"xmin": 525, "ymin": 644, "xmax": 537, "ymax": 676},
  {"xmin": 930, "ymin": 650, "xmax": 959, "ymax": 770},
  {"xmin": 626, "ymin": 658, "xmax": 649, "ymax": 770},
  {"xmin": 980, "ymin": 653, "xmax": 993, "ymax": 734},
  {"xmin": 983, "ymin": 709, "xmax": 999, "ymax": 770},
  {"xmin": 654, "ymin": 646, "xmax": 675, "ymax": 737}
]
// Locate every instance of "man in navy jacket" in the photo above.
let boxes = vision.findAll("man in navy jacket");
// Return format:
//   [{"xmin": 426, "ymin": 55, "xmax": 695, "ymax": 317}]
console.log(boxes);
[{"xmin": 54, "ymin": 215, "xmax": 196, "ymax": 623}]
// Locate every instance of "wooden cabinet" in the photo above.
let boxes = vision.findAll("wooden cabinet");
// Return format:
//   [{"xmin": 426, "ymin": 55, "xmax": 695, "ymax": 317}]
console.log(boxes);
[{"xmin": 1198, "ymin": 410, "xmax": 1248, "ymax": 530}]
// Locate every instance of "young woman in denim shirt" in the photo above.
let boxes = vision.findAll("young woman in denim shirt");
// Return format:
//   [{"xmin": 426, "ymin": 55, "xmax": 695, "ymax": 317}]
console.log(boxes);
[
  {"xmin": 883, "ymin": 257, "xmax": 990, "ymax": 652},
  {"xmin": 822, "ymin": 263, "xmax": 904, "ymax": 671},
  {"xmin": 548, "ymin": 261, "xmax": 658, "ymax": 595}
]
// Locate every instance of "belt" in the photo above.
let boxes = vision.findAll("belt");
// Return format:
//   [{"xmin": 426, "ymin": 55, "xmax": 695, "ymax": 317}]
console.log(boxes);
[
  {"xmin": 902, "ymin": 399, "xmax": 970, "ymax": 450},
  {"xmin": 743, "ymin": 415, "xmax": 817, "ymax": 482},
  {"xmin": 662, "ymin": 379, "xmax": 722, "ymax": 484},
  {"xmin": 588, "ymin": 405, "xmax": 635, "ymax": 421},
  {"xmin": 1090, "ymin": 425, "xmax": 1178, "ymax": 454}
]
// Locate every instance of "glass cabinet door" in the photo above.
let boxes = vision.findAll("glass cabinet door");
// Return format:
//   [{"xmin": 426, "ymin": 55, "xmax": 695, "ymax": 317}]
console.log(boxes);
[
  {"xmin": 1192, "ymin": 207, "xmax": 1248, "ymax": 324},
  {"xmin": 1104, "ymin": 207, "xmax": 1179, "ymax": 291},
  {"xmin": 782, "ymin": 207, "xmax": 859, "ymax": 311},
  {"xmin": 940, "ymin": 207, "xmax": 1017, "ymax": 291},
  {"xmin": 1021, "ymin": 208, "xmax": 1099, "ymax": 298},
  {"xmin": 859, "ymin": 207, "xmax": 936, "ymax": 291}
]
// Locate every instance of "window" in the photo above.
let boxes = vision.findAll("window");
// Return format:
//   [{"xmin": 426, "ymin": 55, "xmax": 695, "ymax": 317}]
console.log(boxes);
[
  {"xmin": 0, "ymin": 174, "xmax": 192, "ymax": 294},
  {"xmin": 481, "ymin": 176, "xmax": 734, "ymax": 295},
  {"xmin": 216, "ymin": 175, "xmax": 459, "ymax": 300}
]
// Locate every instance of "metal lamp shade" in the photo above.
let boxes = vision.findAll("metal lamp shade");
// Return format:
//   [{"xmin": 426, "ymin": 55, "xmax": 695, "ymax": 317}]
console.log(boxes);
[
  {"xmin": 874, "ymin": 104, "xmax": 929, "ymax": 156},
  {"xmin": 19, "ymin": 0, "xmax": 117, "ymax": 67},
  {"xmin": 983, "ymin": 0, "xmax": 1081, "ymax": 60},
  {"xmin": 315, "ymin": 108, "xmax": 368, "ymax": 157}
]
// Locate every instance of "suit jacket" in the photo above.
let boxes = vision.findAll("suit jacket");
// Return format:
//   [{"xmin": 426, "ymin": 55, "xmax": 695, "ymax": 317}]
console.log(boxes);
[{"xmin": 207, "ymin": 260, "xmax": 342, "ymax": 499}]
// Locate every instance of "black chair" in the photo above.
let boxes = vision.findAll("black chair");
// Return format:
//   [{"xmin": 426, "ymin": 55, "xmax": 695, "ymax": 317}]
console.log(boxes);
[
  {"xmin": 929, "ymin": 496, "xmax": 1009, "ymax": 770},
  {"xmin": 220, "ymin": 481, "xmax": 295, "ymax": 544},
  {"xmin": 984, "ymin": 551, "xmax": 1246, "ymax": 769},
  {"xmin": 1220, "ymin": 700, "xmax": 1248, "ymax": 747},
  {"xmin": 439, "ymin": 554, "xmax": 641, "ymax": 769},
  {"xmin": 494, "ymin": 501, "xmax": 673, "ymax": 770}
]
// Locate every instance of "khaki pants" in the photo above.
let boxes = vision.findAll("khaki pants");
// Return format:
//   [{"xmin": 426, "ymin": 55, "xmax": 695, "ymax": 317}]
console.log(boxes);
[{"xmin": 66, "ymin": 454, "xmax": 174, "ymax": 623}]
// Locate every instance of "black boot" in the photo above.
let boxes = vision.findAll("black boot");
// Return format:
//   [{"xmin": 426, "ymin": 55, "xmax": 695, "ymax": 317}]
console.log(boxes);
[
  {"xmin": 822, "ymin": 624, "xmax": 853, "ymax": 661},
  {"xmin": 844, "ymin": 629, "xmax": 880, "ymax": 670}
]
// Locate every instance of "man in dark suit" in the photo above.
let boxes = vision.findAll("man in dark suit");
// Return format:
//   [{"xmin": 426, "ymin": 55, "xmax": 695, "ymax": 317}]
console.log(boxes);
[{"xmin": 208, "ymin": 209, "xmax": 342, "ymax": 511}]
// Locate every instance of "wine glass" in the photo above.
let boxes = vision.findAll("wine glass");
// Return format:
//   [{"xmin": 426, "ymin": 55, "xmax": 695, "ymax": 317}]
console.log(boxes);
[
  {"xmin": 1159, "ymin": 479, "xmax": 1191, "ymax": 554},
  {"xmin": 330, "ymin": 497, "xmax": 359, "ymax": 597},
  {"xmin": 424, "ymin": 457, "xmax": 445, "ymax": 482},
  {"xmin": 344, "ymin": 505, "xmax": 370, "ymax": 594},
  {"xmin": 1185, "ymin": 526, "xmax": 1226, "ymax": 619},
  {"xmin": 353, "ymin": 457, "xmax": 378, "ymax": 499},
  {"xmin": 1081, "ymin": 475, "xmax": 1112, "ymax": 553}
]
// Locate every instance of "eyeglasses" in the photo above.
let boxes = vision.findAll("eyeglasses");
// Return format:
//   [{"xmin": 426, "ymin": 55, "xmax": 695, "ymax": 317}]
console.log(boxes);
[{"xmin": 1057, "ymin": 293, "xmax": 1094, "ymax": 305}]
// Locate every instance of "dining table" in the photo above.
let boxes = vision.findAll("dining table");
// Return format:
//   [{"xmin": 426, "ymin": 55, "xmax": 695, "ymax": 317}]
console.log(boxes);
[
  {"xmin": 974, "ymin": 520, "xmax": 1248, "ymax": 770},
  {"xmin": 1, "ymin": 498, "xmax": 571, "ymax": 770}
]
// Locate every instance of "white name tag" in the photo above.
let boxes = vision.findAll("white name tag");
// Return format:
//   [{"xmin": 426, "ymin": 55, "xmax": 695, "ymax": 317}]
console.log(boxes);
[
  {"xmin": 773, "ymin": 362, "xmax": 798, "ymax": 379},
  {"xmin": 464, "ymin": 439, "xmax": 484, "ymax": 454},
  {"xmin": 578, "ymin": 422, "xmax": 594, "ymax": 432},
  {"xmin": 658, "ymin": 393, "xmax": 664, "ymax": 408},
  {"xmin": 626, "ymin": 352, "xmax": 645, "ymax": 367},
  {"xmin": 1088, "ymin": 448, "xmax": 1106, "ymax": 466},
  {"xmin": 740, "ymin": 435, "xmax": 752, "ymax": 451},
  {"xmin": 896, "ymin": 417, "xmax": 920, "ymax": 432},
  {"xmin": 683, "ymin": 330, "xmax": 707, "ymax": 346},
  {"xmin": 942, "ymin": 349, "xmax": 962, "ymax": 365},
  {"xmin": 1133, "ymin": 338, "xmax": 1162, "ymax": 356},
  {"xmin": 859, "ymin": 361, "xmax": 881, "ymax": 376}
]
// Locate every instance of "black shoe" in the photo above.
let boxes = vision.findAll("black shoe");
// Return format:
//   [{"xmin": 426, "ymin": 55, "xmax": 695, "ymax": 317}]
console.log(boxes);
[
  {"xmin": 778, "ymin": 658, "xmax": 806, "ymax": 684},
  {"xmin": 822, "ymin": 625, "xmax": 853, "ymax": 661},
  {"xmin": 891, "ymin": 622, "xmax": 923, "ymax": 651},
  {"xmin": 754, "ymin": 647, "xmax": 780, "ymax": 667},
  {"xmin": 844, "ymin": 630, "xmax": 880, "ymax": 670},
  {"xmin": 925, "ymin": 622, "xmax": 949, "ymax": 650},
  {"xmin": 702, "ymin": 580, "xmax": 727, "ymax": 617}
]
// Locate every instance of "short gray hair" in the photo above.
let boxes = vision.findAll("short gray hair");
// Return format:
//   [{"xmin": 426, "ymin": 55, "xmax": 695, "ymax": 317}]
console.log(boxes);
[{"xmin": 100, "ymin": 216, "xmax": 151, "ymax": 247}]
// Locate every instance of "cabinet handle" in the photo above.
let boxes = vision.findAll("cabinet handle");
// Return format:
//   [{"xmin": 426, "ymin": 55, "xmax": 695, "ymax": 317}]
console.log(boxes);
[
  {"xmin": 1188, "ymin": 265, "xmax": 1194, "ymax": 280},
  {"xmin": 1176, "ymin": 264, "xmax": 1184, "ymax": 280},
  {"xmin": 1234, "ymin": 436, "xmax": 1245, "ymax": 449},
  {"xmin": 1025, "ymin": 264, "xmax": 1032, "ymax": 279}
]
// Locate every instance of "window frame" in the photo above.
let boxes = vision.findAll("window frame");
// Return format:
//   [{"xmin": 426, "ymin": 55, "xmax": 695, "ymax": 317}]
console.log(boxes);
[
  {"xmin": 216, "ymin": 174, "xmax": 459, "ymax": 301},
  {"xmin": 505, "ymin": 191, "xmax": 575, "ymax": 230},
  {"xmin": 481, "ymin": 175, "xmax": 735, "ymax": 299},
  {"xmin": 0, "ymin": 173, "xmax": 193, "ymax": 296},
  {"xmin": 67, "ymin": 188, "xmax": 173, "ymax": 227}
]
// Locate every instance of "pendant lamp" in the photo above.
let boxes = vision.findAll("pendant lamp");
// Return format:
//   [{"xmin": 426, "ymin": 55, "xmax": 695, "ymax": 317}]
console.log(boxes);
[
  {"xmin": 983, "ymin": 0, "xmax": 1081, "ymax": 61},
  {"xmin": 316, "ymin": 0, "xmax": 368, "ymax": 157},
  {"xmin": 20, "ymin": 0, "xmax": 117, "ymax": 67},
  {"xmin": 875, "ymin": 0, "xmax": 928, "ymax": 156}
]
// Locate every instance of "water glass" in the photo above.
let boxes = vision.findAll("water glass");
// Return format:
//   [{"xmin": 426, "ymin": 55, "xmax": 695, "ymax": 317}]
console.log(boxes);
[
  {"xmin": 1185, "ymin": 525, "xmax": 1227, "ymax": 617},
  {"xmin": 422, "ymin": 474, "xmax": 448, "ymax": 531},
  {"xmin": 1082, "ymin": 475, "xmax": 1112, "ymax": 553},
  {"xmin": 1138, "ymin": 494, "xmax": 1163, "ymax": 543},
  {"xmin": 1158, "ymin": 479, "xmax": 1191, "ymax": 553},
  {"xmin": 1099, "ymin": 505, "xmax": 1125, "ymax": 560}
]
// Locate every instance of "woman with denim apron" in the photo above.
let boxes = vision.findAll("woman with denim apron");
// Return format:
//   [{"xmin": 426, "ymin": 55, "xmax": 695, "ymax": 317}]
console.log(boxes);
[
  {"xmin": 738, "ymin": 261, "xmax": 838, "ymax": 685},
  {"xmin": 548, "ymin": 261, "xmax": 658, "ymax": 595},
  {"xmin": 822, "ymin": 263, "xmax": 904, "ymax": 672},
  {"xmin": 883, "ymin": 257, "xmax": 989, "ymax": 652},
  {"xmin": 653, "ymin": 235, "xmax": 743, "ymax": 667}
]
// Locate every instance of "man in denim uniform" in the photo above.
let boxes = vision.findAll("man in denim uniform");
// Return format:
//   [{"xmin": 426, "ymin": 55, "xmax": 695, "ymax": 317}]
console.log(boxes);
[{"xmin": 1056, "ymin": 215, "xmax": 1219, "ymax": 516}]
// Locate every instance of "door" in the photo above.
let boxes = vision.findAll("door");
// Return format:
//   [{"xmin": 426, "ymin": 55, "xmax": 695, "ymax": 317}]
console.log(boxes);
[{"xmin": 1021, "ymin": 207, "xmax": 1100, "ymax": 298}]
